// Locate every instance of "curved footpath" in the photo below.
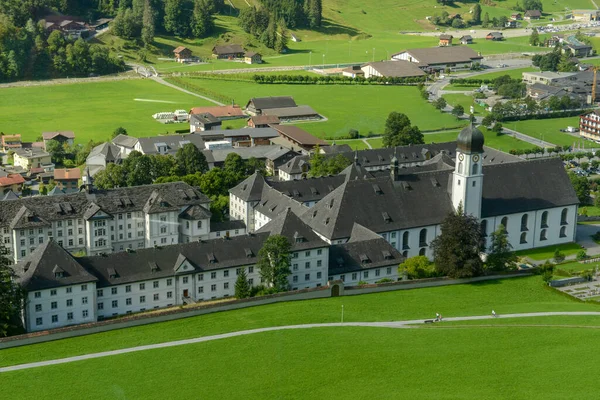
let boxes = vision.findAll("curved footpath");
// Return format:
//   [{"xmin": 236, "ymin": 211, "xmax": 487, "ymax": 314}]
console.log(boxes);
[{"xmin": 2, "ymin": 311, "xmax": 600, "ymax": 373}]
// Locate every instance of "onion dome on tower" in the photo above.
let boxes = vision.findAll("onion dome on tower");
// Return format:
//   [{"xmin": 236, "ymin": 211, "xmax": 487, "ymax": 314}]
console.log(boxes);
[{"xmin": 457, "ymin": 122, "xmax": 484, "ymax": 154}]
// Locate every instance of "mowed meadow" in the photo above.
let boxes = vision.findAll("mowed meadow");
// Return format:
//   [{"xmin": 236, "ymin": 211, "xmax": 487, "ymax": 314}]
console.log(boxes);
[{"xmin": 0, "ymin": 79, "xmax": 213, "ymax": 144}]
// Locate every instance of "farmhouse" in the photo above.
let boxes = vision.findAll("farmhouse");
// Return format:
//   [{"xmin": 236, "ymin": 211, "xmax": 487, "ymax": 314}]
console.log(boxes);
[
  {"xmin": 563, "ymin": 43, "xmax": 593, "ymax": 58},
  {"xmin": 341, "ymin": 65, "xmax": 365, "ymax": 78},
  {"xmin": 391, "ymin": 46, "xmax": 483, "ymax": 71},
  {"xmin": 246, "ymin": 96, "xmax": 297, "ymax": 114},
  {"xmin": 460, "ymin": 35, "xmax": 473, "ymax": 45},
  {"xmin": 269, "ymin": 124, "xmax": 329, "ymax": 153},
  {"xmin": 212, "ymin": 44, "xmax": 245, "ymax": 59},
  {"xmin": 53, "ymin": 168, "xmax": 81, "ymax": 191},
  {"xmin": 486, "ymin": 32, "xmax": 504, "ymax": 41},
  {"xmin": 1, "ymin": 134, "xmax": 22, "ymax": 152},
  {"xmin": 189, "ymin": 105, "xmax": 246, "ymax": 120},
  {"xmin": 89, "ymin": 18, "xmax": 112, "ymax": 31},
  {"xmin": 244, "ymin": 51, "xmax": 262, "ymax": 64},
  {"xmin": 248, "ymin": 115, "xmax": 280, "ymax": 128},
  {"xmin": 438, "ymin": 34, "xmax": 453, "ymax": 46},
  {"xmin": 263, "ymin": 105, "xmax": 320, "ymax": 121},
  {"xmin": 42, "ymin": 131, "xmax": 75, "ymax": 150},
  {"xmin": 524, "ymin": 10, "xmax": 542, "ymax": 20},
  {"xmin": 511, "ymin": 13, "xmax": 522, "ymax": 20},
  {"xmin": 361, "ymin": 61, "xmax": 426, "ymax": 79},
  {"xmin": 189, "ymin": 113, "xmax": 222, "ymax": 132},
  {"xmin": 173, "ymin": 46, "xmax": 192, "ymax": 63}
]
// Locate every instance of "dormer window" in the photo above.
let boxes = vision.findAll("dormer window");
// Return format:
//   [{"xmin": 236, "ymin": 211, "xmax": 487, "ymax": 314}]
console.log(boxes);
[
  {"xmin": 359, "ymin": 254, "xmax": 370, "ymax": 264},
  {"xmin": 244, "ymin": 248, "xmax": 253, "ymax": 258}
]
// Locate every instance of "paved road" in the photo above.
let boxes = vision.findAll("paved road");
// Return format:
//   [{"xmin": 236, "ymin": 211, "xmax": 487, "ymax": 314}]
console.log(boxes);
[
  {"xmin": 150, "ymin": 76, "xmax": 224, "ymax": 106},
  {"xmin": 2, "ymin": 312, "xmax": 600, "ymax": 373}
]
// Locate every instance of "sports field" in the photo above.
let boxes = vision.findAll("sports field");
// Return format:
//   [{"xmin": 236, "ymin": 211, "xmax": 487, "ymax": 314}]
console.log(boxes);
[
  {"xmin": 511, "ymin": 117, "xmax": 582, "ymax": 147},
  {"xmin": 0, "ymin": 79, "xmax": 212, "ymax": 144},
  {"xmin": 170, "ymin": 77, "xmax": 466, "ymax": 139},
  {"xmin": 2, "ymin": 276, "xmax": 600, "ymax": 399}
]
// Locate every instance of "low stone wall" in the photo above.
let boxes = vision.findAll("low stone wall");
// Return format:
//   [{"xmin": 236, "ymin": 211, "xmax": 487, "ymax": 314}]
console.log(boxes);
[{"xmin": 0, "ymin": 286, "xmax": 332, "ymax": 349}]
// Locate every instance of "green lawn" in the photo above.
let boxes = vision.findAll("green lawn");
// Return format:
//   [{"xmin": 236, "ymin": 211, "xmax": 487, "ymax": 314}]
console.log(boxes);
[
  {"xmin": 442, "ymin": 93, "xmax": 488, "ymax": 115},
  {"xmin": 421, "ymin": 127, "xmax": 531, "ymax": 153},
  {"xmin": 511, "ymin": 117, "xmax": 582, "ymax": 147},
  {"xmin": 335, "ymin": 138, "xmax": 372, "ymax": 150},
  {"xmin": 5, "ymin": 323, "xmax": 600, "ymax": 399},
  {"xmin": 1, "ymin": 276, "xmax": 598, "ymax": 369},
  {"xmin": 0, "ymin": 79, "xmax": 212, "ymax": 144},
  {"xmin": 555, "ymin": 260, "xmax": 599, "ymax": 272},
  {"xmin": 515, "ymin": 242, "xmax": 583, "ymax": 261},
  {"xmin": 445, "ymin": 67, "xmax": 538, "ymax": 90},
  {"xmin": 579, "ymin": 206, "xmax": 600, "ymax": 217},
  {"xmin": 170, "ymin": 77, "xmax": 466, "ymax": 139}
]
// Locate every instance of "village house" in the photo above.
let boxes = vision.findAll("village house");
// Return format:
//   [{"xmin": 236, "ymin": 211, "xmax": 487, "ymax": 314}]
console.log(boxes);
[
  {"xmin": 42, "ymin": 131, "xmax": 75, "ymax": 150},
  {"xmin": 460, "ymin": 35, "xmax": 473, "ymax": 45},
  {"xmin": 244, "ymin": 51, "xmax": 262, "ymax": 64},
  {"xmin": 511, "ymin": 13, "xmax": 523, "ymax": 20},
  {"xmin": 13, "ymin": 148, "xmax": 53, "ymax": 171},
  {"xmin": 361, "ymin": 61, "xmax": 426, "ymax": 79},
  {"xmin": 1, "ymin": 134, "xmax": 22, "ymax": 152},
  {"xmin": 341, "ymin": 65, "xmax": 365, "ymax": 78},
  {"xmin": 439, "ymin": 34, "xmax": 453, "ymax": 46},
  {"xmin": 248, "ymin": 115, "xmax": 280, "ymax": 128},
  {"xmin": 391, "ymin": 46, "xmax": 483, "ymax": 71},
  {"xmin": 0, "ymin": 174, "xmax": 25, "ymax": 195},
  {"xmin": 269, "ymin": 124, "xmax": 329, "ymax": 154},
  {"xmin": 173, "ymin": 46, "xmax": 193, "ymax": 63},
  {"xmin": 53, "ymin": 168, "xmax": 81, "ymax": 191},
  {"xmin": 212, "ymin": 44, "xmax": 245, "ymax": 59},
  {"xmin": 486, "ymin": 32, "xmax": 504, "ymax": 41},
  {"xmin": 524, "ymin": 10, "xmax": 542, "ymax": 20},
  {"xmin": 572, "ymin": 9, "xmax": 600, "ymax": 21},
  {"xmin": 85, "ymin": 142, "xmax": 122, "ymax": 177},
  {"xmin": 189, "ymin": 105, "xmax": 246, "ymax": 120},
  {"xmin": 189, "ymin": 113, "xmax": 222, "ymax": 132}
]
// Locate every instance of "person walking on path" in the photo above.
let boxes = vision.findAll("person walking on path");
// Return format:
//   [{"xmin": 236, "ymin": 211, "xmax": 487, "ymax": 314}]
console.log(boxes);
[
  {"xmin": 436, "ymin": 313, "xmax": 441, "ymax": 321},
  {"xmin": 492, "ymin": 310, "xmax": 497, "ymax": 317}
]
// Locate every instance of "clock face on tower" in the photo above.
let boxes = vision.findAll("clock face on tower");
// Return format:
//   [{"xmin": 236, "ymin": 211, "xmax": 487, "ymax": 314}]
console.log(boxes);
[
  {"xmin": 458, "ymin": 153, "xmax": 464, "ymax": 161},
  {"xmin": 473, "ymin": 155, "xmax": 480, "ymax": 162}
]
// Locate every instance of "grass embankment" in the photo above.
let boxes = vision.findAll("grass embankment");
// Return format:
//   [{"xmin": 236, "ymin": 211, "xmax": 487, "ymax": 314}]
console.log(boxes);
[
  {"xmin": 168, "ymin": 77, "xmax": 465, "ymax": 139},
  {"xmin": 0, "ymin": 79, "xmax": 212, "ymax": 144},
  {"xmin": 515, "ymin": 242, "xmax": 583, "ymax": 261},
  {"xmin": 1, "ymin": 276, "xmax": 598, "ymax": 369},
  {"xmin": 5, "ymin": 324, "xmax": 600, "ymax": 399}
]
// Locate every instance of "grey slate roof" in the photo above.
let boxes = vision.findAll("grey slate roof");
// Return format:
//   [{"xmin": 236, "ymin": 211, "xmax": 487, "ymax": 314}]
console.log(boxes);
[
  {"xmin": 363, "ymin": 60, "xmax": 426, "ymax": 78},
  {"xmin": 264, "ymin": 146, "xmax": 294, "ymax": 161},
  {"xmin": 328, "ymin": 224, "xmax": 404, "ymax": 275},
  {"xmin": 481, "ymin": 157, "xmax": 578, "ymax": 217},
  {"xmin": 13, "ymin": 240, "xmax": 98, "ymax": 291},
  {"xmin": 229, "ymin": 172, "xmax": 266, "ymax": 202},
  {"xmin": 136, "ymin": 134, "xmax": 206, "ymax": 155},
  {"xmin": 112, "ymin": 134, "xmax": 138, "ymax": 148},
  {"xmin": 268, "ymin": 175, "xmax": 346, "ymax": 203},
  {"xmin": 197, "ymin": 128, "xmax": 279, "ymax": 140},
  {"xmin": 321, "ymin": 144, "xmax": 352, "ymax": 154},
  {"xmin": 0, "ymin": 182, "xmax": 210, "ymax": 229},
  {"xmin": 262, "ymin": 105, "xmax": 319, "ymax": 119},
  {"xmin": 301, "ymin": 157, "xmax": 577, "ymax": 241},
  {"xmin": 179, "ymin": 204, "xmax": 212, "ymax": 220},
  {"xmin": 2, "ymin": 190, "xmax": 19, "ymax": 201},
  {"xmin": 80, "ymin": 233, "xmax": 271, "ymax": 287},
  {"xmin": 210, "ymin": 146, "xmax": 283, "ymax": 163},
  {"xmin": 211, "ymin": 220, "xmax": 246, "ymax": 231},
  {"xmin": 213, "ymin": 44, "xmax": 245, "ymax": 55},
  {"xmin": 253, "ymin": 185, "xmax": 308, "ymax": 220},
  {"xmin": 87, "ymin": 142, "xmax": 121, "ymax": 164},
  {"xmin": 256, "ymin": 208, "xmax": 328, "ymax": 251},
  {"xmin": 247, "ymin": 96, "xmax": 297, "ymax": 111},
  {"xmin": 393, "ymin": 46, "xmax": 483, "ymax": 66},
  {"xmin": 279, "ymin": 156, "xmax": 310, "ymax": 175}
]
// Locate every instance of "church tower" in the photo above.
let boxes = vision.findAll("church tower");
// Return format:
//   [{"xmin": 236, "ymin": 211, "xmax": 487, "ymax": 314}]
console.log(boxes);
[{"xmin": 452, "ymin": 123, "xmax": 484, "ymax": 218}]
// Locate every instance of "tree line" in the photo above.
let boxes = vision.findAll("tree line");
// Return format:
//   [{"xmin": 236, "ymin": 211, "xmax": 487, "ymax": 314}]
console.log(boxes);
[
  {"xmin": 256, "ymin": 0, "xmax": 322, "ymax": 29},
  {"xmin": 0, "ymin": 16, "xmax": 125, "ymax": 81},
  {"xmin": 238, "ymin": 6, "xmax": 289, "ymax": 52},
  {"xmin": 112, "ymin": 0, "xmax": 223, "ymax": 45},
  {"xmin": 253, "ymin": 74, "xmax": 428, "ymax": 85}
]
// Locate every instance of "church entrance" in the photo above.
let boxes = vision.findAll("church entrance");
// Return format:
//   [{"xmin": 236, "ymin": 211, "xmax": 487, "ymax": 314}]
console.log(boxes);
[{"xmin": 331, "ymin": 284, "xmax": 340, "ymax": 297}]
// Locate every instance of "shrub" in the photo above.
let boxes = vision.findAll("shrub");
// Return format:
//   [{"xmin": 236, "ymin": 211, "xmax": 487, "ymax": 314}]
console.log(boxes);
[
  {"xmin": 357, "ymin": 280, "xmax": 368, "ymax": 286},
  {"xmin": 553, "ymin": 248, "xmax": 566, "ymax": 264},
  {"xmin": 349, "ymin": 129, "xmax": 359, "ymax": 139},
  {"xmin": 576, "ymin": 249, "xmax": 588, "ymax": 261},
  {"xmin": 375, "ymin": 278, "xmax": 395, "ymax": 284}
]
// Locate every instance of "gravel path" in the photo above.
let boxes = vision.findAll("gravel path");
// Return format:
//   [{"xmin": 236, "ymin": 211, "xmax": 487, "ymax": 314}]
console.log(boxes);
[{"xmin": 2, "ymin": 312, "xmax": 600, "ymax": 373}]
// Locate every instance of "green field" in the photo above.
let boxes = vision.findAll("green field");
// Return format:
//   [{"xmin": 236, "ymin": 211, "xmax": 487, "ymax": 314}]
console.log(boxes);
[
  {"xmin": 421, "ymin": 127, "xmax": 532, "ymax": 153},
  {"xmin": 580, "ymin": 206, "xmax": 600, "ymax": 217},
  {"xmin": 171, "ymin": 77, "xmax": 466, "ymax": 139},
  {"xmin": 442, "ymin": 93, "xmax": 488, "ymax": 115},
  {"xmin": 511, "ymin": 117, "xmax": 582, "ymax": 147},
  {"xmin": 5, "ymin": 323, "xmax": 600, "ymax": 399},
  {"xmin": 0, "ymin": 79, "xmax": 212, "ymax": 144},
  {"xmin": 2, "ymin": 276, "xmax": 598, "ymax": 369},
  {"xmin": 445, "ymin": 67, "xmax": 539, "ymax": 90},
  {"xmin": 2, "ymin": 275, "xmax": 600, "ymax": 399}
]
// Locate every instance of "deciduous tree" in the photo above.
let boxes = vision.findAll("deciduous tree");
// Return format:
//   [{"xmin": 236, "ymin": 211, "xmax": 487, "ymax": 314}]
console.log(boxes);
[
  {"xmin": 257, "ymin": 235, "xmax": 292, "ymax": 291},
  {"xmin": 431, "ymin": 204, "xmax": 485, "ymax": 278},
  {"xmin": 382, "ymin": 112, "xmax": 424, "ymax": 147},
  {"xmin": 486, "ymin": 224, "xmax": 517, "ymax": 271},
  {"xmin": 176, "ymin": 143, "xmax": 208, "ymax": 175}
]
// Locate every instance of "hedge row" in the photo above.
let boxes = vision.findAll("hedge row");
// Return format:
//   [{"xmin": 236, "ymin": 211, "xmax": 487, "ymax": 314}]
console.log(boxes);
[{"xmin": 253, "ymin": 74, "xmax": 428, "ymax": 85}]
